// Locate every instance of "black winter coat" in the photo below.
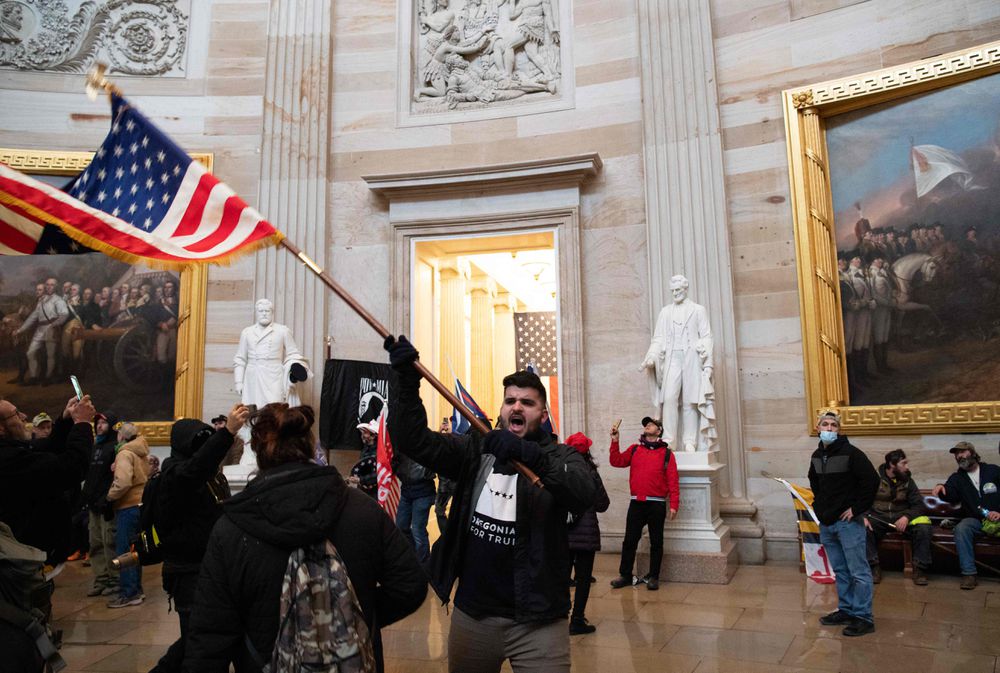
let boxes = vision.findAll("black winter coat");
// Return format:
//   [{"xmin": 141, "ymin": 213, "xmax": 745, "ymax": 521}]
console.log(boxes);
[
  {"xmin": 184, "ymin": 462, "xmax": 427, "ymax": 673},
  {"xmin": 388, "ymin": 366, "xmax": 597, "ymax": 623},
  {"xmin": 0, "ymin": 418, "xmax": 92, "ymax": 557},
  {"xmin": 568, "ymin": 462, "xmax": 610, "ymax": 552},
  {"xmin": 807, "ymin": 435, "xmax": 879, "ymax": 526},
  {"xmin": 157, "ymin": 426, "xmax": 235, "ymax": 574},
  {"xmin": 940, "ymin": 462, "xmax": 1000, "ymax": 518},
  {"xmin": 80, "ymin": 419, "xmax": 118, "ymax": 513}
]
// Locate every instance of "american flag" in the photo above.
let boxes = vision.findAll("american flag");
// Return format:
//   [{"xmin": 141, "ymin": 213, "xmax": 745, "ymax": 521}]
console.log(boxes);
[
  {"xmin": 0, "ymin": 94, "xmax": 281, "ymax": 267},
  {"xmin": 514, "ymin": 311, "xmax": 558, "ymax": 375},
  {"xmin": 376, "ymin": 411, "xmax": 401, "ymax": 520}
]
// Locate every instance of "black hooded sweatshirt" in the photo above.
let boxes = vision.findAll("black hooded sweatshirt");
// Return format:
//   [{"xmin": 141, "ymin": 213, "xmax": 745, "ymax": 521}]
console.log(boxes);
[
  {"xmin": 185, "ymin": 462, "xmax": 427, "ymax": 673},
  {"xmin": 79, "ymin": 414, "xmax": 118, "ymax": 512},
  {"xmin": 157, "ymin": 419, "xmax": 235, "ymax": 575}
]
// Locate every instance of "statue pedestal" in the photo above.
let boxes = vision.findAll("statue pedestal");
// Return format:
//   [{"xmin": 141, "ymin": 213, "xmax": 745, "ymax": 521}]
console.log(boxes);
[
  {"xmin": 221, "ymin": 444, "xmax": 257, "ymax": 494},
  {"xmin": 635, "ymin": 450, "xmax": 737, "ymax": 584}
]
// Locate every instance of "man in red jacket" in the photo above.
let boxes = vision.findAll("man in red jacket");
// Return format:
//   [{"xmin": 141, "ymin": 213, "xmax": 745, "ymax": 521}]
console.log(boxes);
[{"xmin": 608, "ymin": 417, "xmax": 679, "ymax": 590}]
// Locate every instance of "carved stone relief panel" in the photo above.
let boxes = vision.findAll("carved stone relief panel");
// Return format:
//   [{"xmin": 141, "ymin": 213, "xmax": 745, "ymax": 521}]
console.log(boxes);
[
  {"xmin": 0, "ymin": 0, "xmax": 190, "ymax": 76},
  {"xmin": 399, "ymin": 0, "xmax": 574, "ymax": 126}
]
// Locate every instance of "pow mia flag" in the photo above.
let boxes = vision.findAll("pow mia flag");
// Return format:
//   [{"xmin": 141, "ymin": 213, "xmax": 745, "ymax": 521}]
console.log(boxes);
[
  {"xmin": 319, "ymin": 359, "xmax": 396, "ymax": 451},
  {"xmin": 514, "ymin": 311, "xmax": 558, "ymax": 376}
]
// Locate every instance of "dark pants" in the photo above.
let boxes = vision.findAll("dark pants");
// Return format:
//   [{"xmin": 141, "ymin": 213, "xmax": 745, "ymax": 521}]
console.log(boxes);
[
  {"xmin": 150, "ymin": 572, "xmax": 198, "ymax": 673},
  {"xmin": 618, "ymin": 500, "xmax": 666, "ymax": 579},
  {"xmin": 866, "ymin": 518, "xmax": 933, "ymax": 569},
  {"xmin": 569, "ymin": 550, "xmax": 595, "ymax": 621}
]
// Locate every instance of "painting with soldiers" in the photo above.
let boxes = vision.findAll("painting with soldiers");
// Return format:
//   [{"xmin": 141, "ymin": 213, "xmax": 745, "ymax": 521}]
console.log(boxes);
[
  {"xmin": 826, "ymin": 72, "xmax": 1000, "ymax": 406},
  {"xmin": 0, "ymin": 253, "xmax": 180, "ymax": 421}
]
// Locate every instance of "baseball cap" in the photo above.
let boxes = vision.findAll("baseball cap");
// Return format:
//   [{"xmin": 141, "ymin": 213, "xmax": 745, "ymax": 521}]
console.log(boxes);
[
  {"xmin": 357, "ymin": 420, "xmax": 380, "ymax": 434},
  {"xmin": 211, "ymin": 415, "xmax": 227, "ymax": 424},
  {"xmin": 949, "ymin": 441, "xmax": 975, "ymax": 454},
  {"xmin": 641, "ymin": 416, "xmax": 663, "ymax": 429},
  {"xmin": 32, "ymin": 413, "xmax": 52, "ymax": 426}
]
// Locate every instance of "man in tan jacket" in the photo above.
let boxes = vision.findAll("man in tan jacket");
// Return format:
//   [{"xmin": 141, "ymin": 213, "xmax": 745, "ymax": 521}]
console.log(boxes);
[{"xmin": 106, "ymin": 422, "xmax": 149, "ymax": 607}]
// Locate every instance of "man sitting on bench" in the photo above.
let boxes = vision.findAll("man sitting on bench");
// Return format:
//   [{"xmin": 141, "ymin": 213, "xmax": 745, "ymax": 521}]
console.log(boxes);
[
  {"xmin": 864, "ymin": 449, "xmax": 932, "ymax": 585},
  {"xmin": 931, "ymin": 442, "xmax": 1000, "ymax": 591}
]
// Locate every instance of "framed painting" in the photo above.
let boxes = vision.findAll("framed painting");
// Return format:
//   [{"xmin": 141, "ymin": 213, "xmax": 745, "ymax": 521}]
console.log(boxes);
[
  {"xmin": 784, "ymin": 40, "xmax": 1000, "ymax": 435},
  {"xmin": 0, "ymin": 148, "xmax": 209, "ymax": 443}
]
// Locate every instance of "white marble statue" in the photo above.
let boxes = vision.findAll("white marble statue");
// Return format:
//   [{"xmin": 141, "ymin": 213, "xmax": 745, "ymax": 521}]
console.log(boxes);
[
  {"xmin": 233, "ymin": 299, "xmax": 311, "ymax": 463},
  {"xmin": 412, "ymin": 0, "xmax": 561, "ymax": 113},
  {"xmin": 641, "ymin": 275, "xmax": 717, "ymax": 452}
]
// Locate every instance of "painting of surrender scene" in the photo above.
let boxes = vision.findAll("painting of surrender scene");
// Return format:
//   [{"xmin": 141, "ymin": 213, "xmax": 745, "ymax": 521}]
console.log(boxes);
[
  {"xmin": 826, "ymin": 72, "xmax": 1000, "ymax": 406},
  {"xmin": 0, "ymin": 253, "xmax": 180, "ymax": 422}
]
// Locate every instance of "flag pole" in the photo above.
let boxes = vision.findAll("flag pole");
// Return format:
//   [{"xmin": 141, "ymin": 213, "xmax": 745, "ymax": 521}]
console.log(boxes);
[
  {"xmin": 82, "ymin": 65, "xmax": 542, "ymax": 488},
  {"xmin": 279, "ymin": 239, "xmax": 544, "ymax": 489}
]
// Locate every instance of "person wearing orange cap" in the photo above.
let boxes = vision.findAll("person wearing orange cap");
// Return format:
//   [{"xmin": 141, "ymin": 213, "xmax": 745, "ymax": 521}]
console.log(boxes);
[{"xmin": 564, "ymin": 432, "xmax": 609, "ymax": 635}]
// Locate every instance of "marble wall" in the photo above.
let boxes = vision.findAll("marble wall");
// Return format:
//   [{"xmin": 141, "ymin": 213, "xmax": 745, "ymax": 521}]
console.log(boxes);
[{"xmin": 710, "ymin": 0, "xmax": 1000, "ymax": 557}]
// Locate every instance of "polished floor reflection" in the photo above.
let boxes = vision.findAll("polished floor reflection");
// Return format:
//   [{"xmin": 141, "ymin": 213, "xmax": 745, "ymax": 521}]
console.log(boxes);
[{"xmin": 52, "ymin": 554, "xmax": 1000, "ymax": 672}]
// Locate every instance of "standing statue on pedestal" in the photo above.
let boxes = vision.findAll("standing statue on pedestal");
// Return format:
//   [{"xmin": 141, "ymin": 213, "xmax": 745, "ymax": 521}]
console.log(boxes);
[
  {"xmin": 641, "ymin": 275, "xmax": 717, "ymax": 452},
  {"xmin": 233, "ymin": 299, "xmax": 311, "ymax": 465}
]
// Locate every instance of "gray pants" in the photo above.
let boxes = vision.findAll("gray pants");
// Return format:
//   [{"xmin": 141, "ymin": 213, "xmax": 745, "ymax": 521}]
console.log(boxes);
[
  {"xmin": 448, "ymin": 607, "xmax": 570, "ymax": 673},
  {"xmin": 88, "ymin": 511, "xmax": 118, "ymax": 589}
]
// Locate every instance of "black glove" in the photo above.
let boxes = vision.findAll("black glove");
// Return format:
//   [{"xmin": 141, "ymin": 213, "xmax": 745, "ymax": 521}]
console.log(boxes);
[
  {"xmin": 482, "ymin": 429, "xmax": 541, "ymax": 467},
  {"xmin": 289, "ymin": 362, "xmax": 308, "ymax": 383},
  {"xmin": 383, "ymin": 335, "xmax": 419, "ymax": 370}
]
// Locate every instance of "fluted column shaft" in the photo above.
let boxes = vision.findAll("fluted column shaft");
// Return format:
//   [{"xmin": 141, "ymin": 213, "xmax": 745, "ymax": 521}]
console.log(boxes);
[
  {"xmin": 637, "ymin": 0, "xmax": 746, "ymax": 499},
  {"xmin": 470, "ymin": 278, "xmax": 496, "ymax": 418},
  {"xmin": 439, "ymin": 266, "xmax": 468, "ymax": 388},
  {"xmin": 253, "ymin": 0, "xmax": 332, "ymax": 406}
]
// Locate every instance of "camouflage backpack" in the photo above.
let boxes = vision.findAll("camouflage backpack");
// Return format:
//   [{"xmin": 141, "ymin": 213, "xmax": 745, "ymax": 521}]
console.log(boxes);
[{"xmin": 264, "ymin": 539, "xmax": 376, "ymax": 673}]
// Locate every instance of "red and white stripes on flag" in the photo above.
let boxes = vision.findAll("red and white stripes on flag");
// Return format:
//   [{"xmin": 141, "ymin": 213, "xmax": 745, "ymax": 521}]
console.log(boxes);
[{"xmin": 376, "ymin": 411, "xmax": 401, "ymax": 520}]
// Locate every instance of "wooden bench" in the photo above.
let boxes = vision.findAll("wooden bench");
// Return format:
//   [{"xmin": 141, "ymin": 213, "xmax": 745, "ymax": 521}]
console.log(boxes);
[{"xmin": 877, "ymin": 490, "xmax": 1000, "ymax": 576}]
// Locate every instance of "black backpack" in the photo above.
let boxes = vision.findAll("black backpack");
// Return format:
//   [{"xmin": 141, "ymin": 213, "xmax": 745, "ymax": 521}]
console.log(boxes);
[{"xmin": 133, "ymin": 474, "xmax": 165, "ymax": 566}]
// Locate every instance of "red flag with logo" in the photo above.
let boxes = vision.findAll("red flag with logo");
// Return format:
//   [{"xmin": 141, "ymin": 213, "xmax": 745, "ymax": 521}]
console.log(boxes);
[{"xmin": 376, "ymin": 411, "xmax": 400, "ymax": 519}]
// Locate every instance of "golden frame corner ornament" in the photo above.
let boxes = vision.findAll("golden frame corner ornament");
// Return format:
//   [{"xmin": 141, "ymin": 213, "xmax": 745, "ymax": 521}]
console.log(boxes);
[
  {"xmin": 0, "ymin": 147, "xmax": 211, "ymax": 444},
  {"xmin": 783, "ymin": 40, "xmax": 1000, "ymax": 436}
]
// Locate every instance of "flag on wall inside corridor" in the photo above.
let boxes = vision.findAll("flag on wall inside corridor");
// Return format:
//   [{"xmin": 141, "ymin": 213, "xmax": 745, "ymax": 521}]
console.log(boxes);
[
  {"xmin": 0, "ymin": 94, "xmax": 282, "ymax": 266},
  {"xmin": 375, "ymin": 411, "xmax": 400, "ymax": 520},
  {"xmin": 515, "ymin": 311, "xmax": 560, "ymax": 435},
  {"xmin": 772, "ymin": 476, "xmax": 836, "ymax": 584}
]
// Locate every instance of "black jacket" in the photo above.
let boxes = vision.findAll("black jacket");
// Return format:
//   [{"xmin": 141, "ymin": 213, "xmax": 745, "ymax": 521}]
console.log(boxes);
[
  {"xmin": 79, "ymin": 417, "xmax": 118, "ymax": 512},
  {"xmin": 0, "ymin": 418, "xmax": 92, "ymax": 557},
  {"xmin": 158, "ymin": 424, "xmax": 234, "ymax": 574},
  {"xmin": 940, "ymin": 462, "xmax": 1000, "ymax": 518},
  {"xmin": 807, "ymin": 435, "xmax": 879, "ymax": 526},
  {"xmin": 568, "ymin": 462, "xmax": 610, "ymax": 552},
  {"xmin": 388, "ymin": 367, "xmax": 597, "ymax": 622},
  {"xmin": 184, "ymin": 463, "xmax": 427, "ymax": 673}
]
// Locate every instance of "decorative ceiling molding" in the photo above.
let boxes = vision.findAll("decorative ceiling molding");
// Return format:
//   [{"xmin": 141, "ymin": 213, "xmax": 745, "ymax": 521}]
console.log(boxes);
[{"xmin": 0, "ymin": 0, "xmax": 190, "ymax": 76}]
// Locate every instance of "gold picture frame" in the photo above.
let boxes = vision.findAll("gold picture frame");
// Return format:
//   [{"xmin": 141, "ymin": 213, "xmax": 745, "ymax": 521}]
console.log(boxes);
[
  {"xmin": 0, "ymin": 147, "xmax": 210, "ymax": 443},
  {"xmin": 783, "ymin": 40, "xmax": 1000, "ymax": 436}
]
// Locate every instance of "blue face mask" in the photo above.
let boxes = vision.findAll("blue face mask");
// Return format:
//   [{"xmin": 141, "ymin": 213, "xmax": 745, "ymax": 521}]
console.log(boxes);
[{"xmin": 819, "ymin": 430, "xmax": 838, "ymax": 444}]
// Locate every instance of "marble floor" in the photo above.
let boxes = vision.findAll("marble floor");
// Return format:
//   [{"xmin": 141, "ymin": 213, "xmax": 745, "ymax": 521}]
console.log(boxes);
[{"xmin": 51, "ymin": 554, "xmax": 1000, "ymax": 672}]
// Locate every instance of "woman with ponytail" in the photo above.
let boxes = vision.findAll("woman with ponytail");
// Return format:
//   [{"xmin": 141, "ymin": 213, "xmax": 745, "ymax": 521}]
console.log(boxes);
[{"xmin": 185, "ymin": 403, "xmax": 427, "ymax": 673}]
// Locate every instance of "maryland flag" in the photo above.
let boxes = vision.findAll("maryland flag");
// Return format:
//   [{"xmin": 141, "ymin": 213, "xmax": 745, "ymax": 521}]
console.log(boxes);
[{"xmin": 772, "ymin": 477, "xmax": 836, "ymax": 584}]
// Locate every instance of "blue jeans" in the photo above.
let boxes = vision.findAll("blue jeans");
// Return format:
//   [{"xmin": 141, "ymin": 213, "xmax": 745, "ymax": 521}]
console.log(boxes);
[
  {"xmin": 954, "ymin": 517, "xmax": 984, "ymax": 576},
  {"xmin": 115, "ymin": 506, "xmax": 142, "ymax": 598},
  {"xmin": 819, "ymin": 519, "xmax": 873, "ymax": 623},
  {"xmin": 396, "ymin": 492, "xmax": 434, "ymax": 565}
]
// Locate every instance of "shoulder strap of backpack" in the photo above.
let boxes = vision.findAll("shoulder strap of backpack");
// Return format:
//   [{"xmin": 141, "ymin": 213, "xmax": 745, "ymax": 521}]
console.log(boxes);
[{"xmin": 0, "ymin": 601, "xmax": 66, "ymax": 672}]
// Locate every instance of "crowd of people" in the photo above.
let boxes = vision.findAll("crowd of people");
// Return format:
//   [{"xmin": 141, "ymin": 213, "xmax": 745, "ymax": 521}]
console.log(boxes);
[
  {"xmin": 1, "ymin": 332, "xmax": 998, "ymax": 672},
  {"xmin": 2, "ymin": 273, "xmax": 179, "ymax": 386}
]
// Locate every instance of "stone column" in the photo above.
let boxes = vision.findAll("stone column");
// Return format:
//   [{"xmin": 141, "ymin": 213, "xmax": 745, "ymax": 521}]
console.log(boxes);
[
  {"xmin": 493, "ymin": 291, "xmax": 516, "ymax": 386},
  {"xmin": 636, "ymin": 0, "xmax": 761, "ymax": 572},
  {"xmin": 439, "ymin": 263, "xmax": 468, "ymax": 388},
  {"xmin": 469, "ymin": 276, "xmax": 496, "ymax": 418},
  {"xmin": 251, "ymin": 0, "xmax": 331, "ymax": 407}
]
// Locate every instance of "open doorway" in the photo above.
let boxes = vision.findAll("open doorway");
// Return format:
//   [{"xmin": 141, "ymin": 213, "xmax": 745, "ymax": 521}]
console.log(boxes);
[{"xmin": 410, "ymin": 230, "xmax": 560, "ymax": 434}]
